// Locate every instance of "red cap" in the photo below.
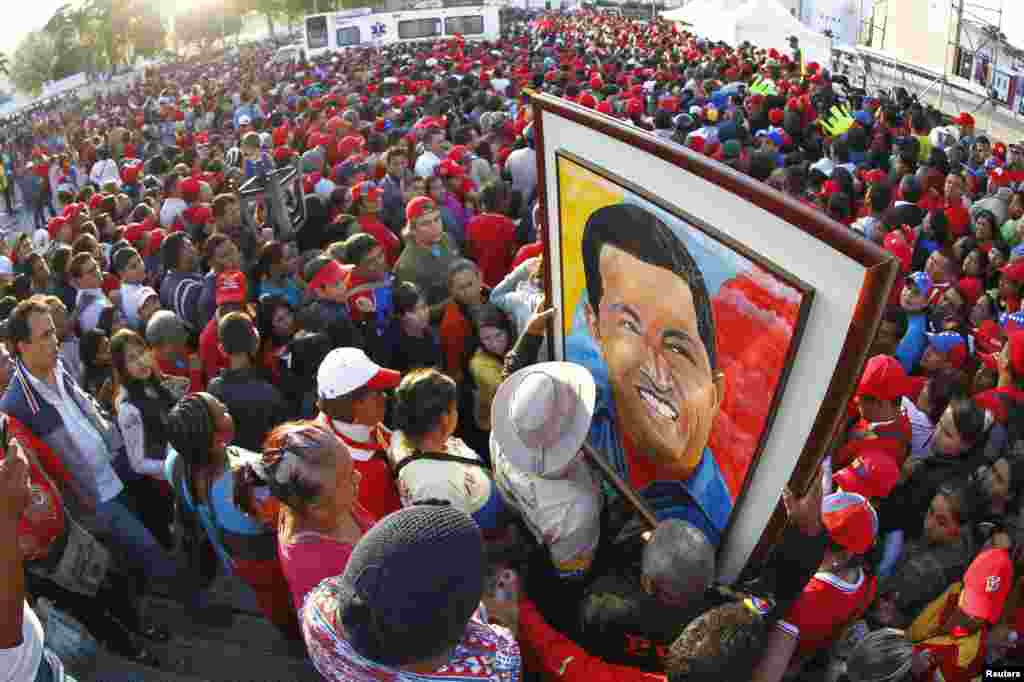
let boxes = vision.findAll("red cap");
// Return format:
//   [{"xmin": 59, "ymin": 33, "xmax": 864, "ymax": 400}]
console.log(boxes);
[
  {"xmin": 822, "ymin": 491, "xmax": 878, "ymax": 555},
  {"xmin": 883, "ymin": 231, "xmax": 913, "ymax": 273},
  {"xmin": 308, "ymin": 259, "xmax": 346, "ymax": 292},
  {"xmin": 958, "ymin": 277, "xmax": 983, "ymax": 306},
  {"xmin": 596, "ymin": 101, "xmax": 613, "ymax": 115},
  {"xmin": 578, "ymin": 93, "xmax": 596, "ymax": 109},
  {"xmin": 406, "ymin": 196, "xmax": 437, "ymax": 223},
  {"xmin": 437, "ymin": 160, "xmax": 465, "ymax": 178},
  {"xmin": 834, "ymin": 451, "xmax": 901, "ymax": 499},
  {"xmin": 447, "ymin": 145, "xmax": 470, "ymax": 164},
  {"xmin": 215, "ymin": 271, "xmax": 247, "ymax": 306},
  {"xmin": 180, "ymin": 177, "xmax": 201, "ymax": 200},
  {"xmin": 769, "ymin": 108, "xmax": 785, "ymax": 125},
  {"xmin": 960, "ymin": 548, "xmax": 1013, "ymax": 624},
  {"xmin": 47, "ymin": 216, "xmax": 68, "ymax": 241},
  {"xmin": 856, "ymin": 355, "xmax": 917, "ymax": 401},
  {"xmin": 1000, "ymin": 260, "xmax": 1024, "ymax": 283},
  {"xmin": 981, "ymin": 331, "xmax": 1024, "ymax": 376},
  {"xmin": 954, "ymin": 112, "xmax": 976, "ymax": 127}
]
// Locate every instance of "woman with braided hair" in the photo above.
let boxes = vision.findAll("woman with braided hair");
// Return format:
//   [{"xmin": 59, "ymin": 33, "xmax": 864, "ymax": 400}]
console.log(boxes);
[
  {"xmin": 233, "ymin": 420, "xmax": 373, "ymax": 612},
  {"xmin": 165, "ymin": 392, "xmax": 300, "ymax": 639}
]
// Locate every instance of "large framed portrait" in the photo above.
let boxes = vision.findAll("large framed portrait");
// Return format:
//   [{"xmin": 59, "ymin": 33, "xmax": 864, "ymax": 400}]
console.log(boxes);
[{"xmin": 531, "ymin": 92, "xmax": 900, "ymax": 581}]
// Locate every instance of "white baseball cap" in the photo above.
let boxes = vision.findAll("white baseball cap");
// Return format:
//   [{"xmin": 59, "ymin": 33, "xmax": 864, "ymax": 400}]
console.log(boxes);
[
  {"xmin": 238, "ymin": 115, "xmax": 252, "ymax": 127},
  {"xmin": 490, "ymin": 362, "xmax": 596, "ymax": 479},
  {"xmin": 317, "ymin": 347, "xmax": 400, "ymax": 400},
  {"xmin": 0, "ymin": 256, "xmax": 14, "ymax": 276}
]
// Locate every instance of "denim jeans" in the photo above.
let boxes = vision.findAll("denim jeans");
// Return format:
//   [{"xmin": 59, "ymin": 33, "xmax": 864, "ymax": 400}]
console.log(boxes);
[{"xmin": 93, "ymin": 490, "xmax": 178, "ymax": 586}]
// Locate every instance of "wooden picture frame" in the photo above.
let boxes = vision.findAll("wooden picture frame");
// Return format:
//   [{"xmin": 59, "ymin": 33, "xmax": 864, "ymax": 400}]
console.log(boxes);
[{"xmin": 530, "ymin": 91, "xmax": 899, "ymax": 582}]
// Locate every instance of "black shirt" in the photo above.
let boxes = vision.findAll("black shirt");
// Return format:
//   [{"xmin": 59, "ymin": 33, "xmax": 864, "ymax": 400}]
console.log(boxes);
[{"xmin": 208, "ymin": 367, "xmax": 289, "ymax": 451}]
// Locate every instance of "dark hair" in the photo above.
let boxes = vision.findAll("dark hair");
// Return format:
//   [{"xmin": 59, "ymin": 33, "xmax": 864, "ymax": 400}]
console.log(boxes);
[
  {"xmin": 447, "ymin": 258, "xmax": 480, "ymax": 289},
  {"xmin": 949, "ymin": 397, "xmax": 987, "ymax": 447},
  {"xmin": 923, "ymin": 369, "xmax": 966, "ymax": 424},
  {"xmin": 7, "ymin": 297, "xmax": 50, "ymax": 355},
  {"xmin": 844, "ymin": 628, "xmax": 913, "ymax": 682},
  {"xmin": 80, "ymin": 328, "xmax": 109, "ymax": 371},
  {"xmin": 166, "ymin": 393, "xmax": 217, "ymax": 502},
  {"xmin": 218, "ymin": 311, "xmax": 257, "ymax": 355},
  {"xmin": 582, "ymin": 204, "xmax": 717, "ymax": 369},
  {"xmin": 161, "ymin": 232, "xmax": 191, "ymax": 272},
  {"xmin": 393, "ymin": 368, "xmax": 457, "ymax": 440},
  {"xmin": 343, "ymin": 232, "xmax": 379, "ymax": 266},
  {"xmin": 480, "ymin": 180, "xmax": 509, "ymax": 213},
  {"xmin": 664, "ymin": 601, "xmax": 767, "ymax": 682},
  {"xmin": 256, "ymin": 294, "xmax": 295, "ymax": 349},
  {"xmin": 393, "ymin": 281, "xmax": 424, "ymax": 317},
  {"xmin": 251, "ymin": 240, "xmax": 285, "ymax": 286},
  {"xmin": 111, "ymin": 247, "xmax": 141, "ymax": 276},
  {"xmin": 49, "ymin": 245, "xmax": 73, "ymax": 280},
  {"xmin": 869, "ymin": 182, "xmax": 893, "ymax": 213}
]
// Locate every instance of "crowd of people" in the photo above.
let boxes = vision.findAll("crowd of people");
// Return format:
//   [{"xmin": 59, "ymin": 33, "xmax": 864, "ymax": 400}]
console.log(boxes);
[{"xmin": 2, "ymin": 7, "xmax": 1024, "ymax": 682}]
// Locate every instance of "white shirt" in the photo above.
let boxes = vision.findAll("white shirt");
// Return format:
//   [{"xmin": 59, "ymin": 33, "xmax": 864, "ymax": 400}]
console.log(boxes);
[
  {"xmin": 0, "ymin": 603, "xmax": 43, "ymax": 682},
  {"xmin": 26, "ymin": 362, "xmax": 123, "ymax": 504},
  {"xmin": 89, "ymin": 158, "xmax": 120, "ymax": 189},
  {"xmin": 74, "ymin": 288, "xmax": 110, "ymax": 334},
  {"xmin": 901, "ymin": 396, "xmax": 935, "ymax": 461},
  {"xmin": 116, "ymin": 391, "xmax": 167, "ymax": 478},
  {"xmin": 159, "ymin": 197, "xmax": 187, "ymax": 228},
  {"xmin": 414, "ymin": 150, "xmax": 441, "ymax": 179}
]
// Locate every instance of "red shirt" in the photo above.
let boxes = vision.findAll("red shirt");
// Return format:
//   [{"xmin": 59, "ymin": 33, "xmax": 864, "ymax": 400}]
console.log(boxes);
[
  {"xmin": 945, "ymin": 202, "xmax": 970, "ymax": 238},
  {"xmin": 343, "ymin": 269, "xmax": 384, "ymax": 323},
  {"xmin": 319, "ymin": 414, "xmax": 402, "ymax": 520},
  {"xmin": 199, "ymin": 317, "xmax": 228, "ymax": 384},
  {"xmin": 440, "ymin": 301, "xmax": 474, "ymax": 381},
  {"xmin": 356, "ymin": 214, "xmax": 401, "ymax": 266},
  {"xmin": 517, "ymin": 598, "xmax": 666, "ymax": 682},
  {"xmin": 466, "ymin": 212, "xmax": 518, "ymax": 288},
  {"xmin": 780, "ymin": 570, "xmax": 877, "ymax": 659}
]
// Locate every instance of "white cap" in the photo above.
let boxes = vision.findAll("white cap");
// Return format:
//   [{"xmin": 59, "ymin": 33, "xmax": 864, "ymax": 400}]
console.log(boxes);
[
  {"xmin": 0, "ymin": 256, "xmax": 14, "ymax": 276},
  {"xmin": 238, "ymin": 115, "xmax": 252, "ymax": 126},
  {"xmin": 122, "ymin": 285, "xmax": 160, "ymax": 325},
  {"xmin": 317, "ymin": 347, "xmax": 400, "ymax": 400}
]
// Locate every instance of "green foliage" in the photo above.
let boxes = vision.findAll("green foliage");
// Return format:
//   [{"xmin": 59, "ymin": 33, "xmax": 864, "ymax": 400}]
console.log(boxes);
[{"xmin": 9, "ymin": 31, "xmax": 58, "ymax": 96}]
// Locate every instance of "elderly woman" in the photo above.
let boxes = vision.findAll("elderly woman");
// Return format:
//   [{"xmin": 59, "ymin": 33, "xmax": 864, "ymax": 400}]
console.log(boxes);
[
  {"xmin": 389, "ymin": 368, "xmax": 506, "ymax": 534},
  {"xmin": 238, "ymin": 420, "xmax": 374, "ymax": 611}
]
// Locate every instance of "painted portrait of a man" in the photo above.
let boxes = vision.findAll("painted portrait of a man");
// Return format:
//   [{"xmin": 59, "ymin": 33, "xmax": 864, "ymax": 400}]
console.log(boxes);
[{"xmin": 577, "ymin": 203, "xmax": 732, "ymax": 546}]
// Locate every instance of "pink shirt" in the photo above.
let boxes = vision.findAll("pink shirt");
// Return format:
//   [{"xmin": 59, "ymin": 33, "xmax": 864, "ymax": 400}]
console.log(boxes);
[{"xmin": 278, "ymin": 504, "xmax": 376, "ymax": 612}]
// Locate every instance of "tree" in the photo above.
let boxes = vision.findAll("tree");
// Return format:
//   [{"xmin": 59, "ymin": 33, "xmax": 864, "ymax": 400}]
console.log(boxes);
[
  {"xmin": 0, "ymin": 54, "xmax": 9, "ymax": 78},
  {"xmin": 8, "ymin": 31, "xmax": 58, "ymax": 96}
]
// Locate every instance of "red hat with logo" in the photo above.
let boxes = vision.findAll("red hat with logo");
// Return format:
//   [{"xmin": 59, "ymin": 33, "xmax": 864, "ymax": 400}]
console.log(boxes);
[
  {"xmin": 856, "ymin": 355, "xmax": 917, "ymax": 401},
  {"xmin": 215, "ymin": 271, "xmax": 247, "ymax": 307},
  {"xmin": 960, "ymin": 548, "xmax": 1013, "ymax": 624},
  {"xmin": 822, "ymin": 491, "xmax": 878, "ymax": 555},
  {"xmin": 834, "ymin": 451, "xmax": 901, "ymax": 499},
  {"xmin": 406, "ymin": 196, "xmax": 437, "ymax": 223}
]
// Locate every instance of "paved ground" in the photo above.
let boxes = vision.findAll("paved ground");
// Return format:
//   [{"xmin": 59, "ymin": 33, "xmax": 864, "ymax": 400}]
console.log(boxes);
[{"xmin": 82, "ymin": 574, "xmax": 321, "ymax": 682}]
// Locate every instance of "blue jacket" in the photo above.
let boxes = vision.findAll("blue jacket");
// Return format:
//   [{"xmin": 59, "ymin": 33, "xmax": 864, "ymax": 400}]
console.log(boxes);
[
  {"xmin": 896, "ymin": 312, "xmax": 929, "ymax": 375},
  {"xmin": 1, "ymin": 360, "xmax": 132, "ymax": 512}
]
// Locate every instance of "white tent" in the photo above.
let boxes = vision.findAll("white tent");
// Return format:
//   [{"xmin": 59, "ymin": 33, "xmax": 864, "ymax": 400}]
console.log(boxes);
[
  {"xmin": 660, "ymin": 0, "xmax": 746, "ymax": 24},
  {"xmin": 689, "ymin": 0, "xmax": 831, "ymax": 66}
]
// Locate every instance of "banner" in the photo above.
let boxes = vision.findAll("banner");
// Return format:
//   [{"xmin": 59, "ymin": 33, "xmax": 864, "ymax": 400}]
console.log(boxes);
[{"xmin": 799, "ymin": 0, "xmax": 859, "ymax": 46}]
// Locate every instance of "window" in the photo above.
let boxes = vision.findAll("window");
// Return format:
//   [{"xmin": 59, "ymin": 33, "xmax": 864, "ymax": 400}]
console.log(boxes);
[
  {"xmin": 398, "ymin": 18, "xmax": 442, "ymax": 39},
  {"xmin": 444, "ymin": 15, "xmax": 485, "ymax": 36},
  {"xmin": 306, "ymin": 16, "xmax": 328, "ymax": 49},
  {"xmin": 336, "ymin": 26, "xmax": 361, "ymax": 46}
]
